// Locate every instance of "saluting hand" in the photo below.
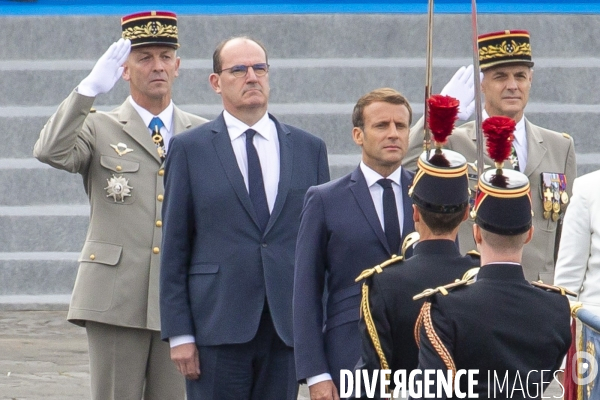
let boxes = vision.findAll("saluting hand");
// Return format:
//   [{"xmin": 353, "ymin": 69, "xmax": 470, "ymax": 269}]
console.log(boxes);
[
  {"xmin": 170, "ymin": 342, "xmax": 201, "ymax": 380},
  {"xmin": 441, "ymin": 64, "xmax": 481, "ymax": 121},
  {"xmin": 309, "ymin": 379, "xmax": 340, "ymax": 400},
  {"xmin": 78, "ymin": 38, "xmax": 131, "ymax": 97}
]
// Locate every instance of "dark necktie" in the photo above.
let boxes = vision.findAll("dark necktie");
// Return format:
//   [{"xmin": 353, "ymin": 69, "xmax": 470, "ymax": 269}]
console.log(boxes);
[
  {"xmin": 377, "ymin": 178, "xmax": 401, "ymax": 254},
  {"xmin": 149, "ymin": 117, "xmax": 166, "ymax": 159},
  {"xmin": 245, "ymin": 129, "xmax": 270, "ymax": 232}
]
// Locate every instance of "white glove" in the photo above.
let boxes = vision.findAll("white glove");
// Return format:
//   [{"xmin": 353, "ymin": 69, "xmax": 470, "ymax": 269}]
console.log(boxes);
[
  {"xmin": 78, "ymin": 38, "xmax": 131, "ymax": 97},
  {"xmin": 441, "ymin": 65, "xmax": 479, "ymax": 121}
]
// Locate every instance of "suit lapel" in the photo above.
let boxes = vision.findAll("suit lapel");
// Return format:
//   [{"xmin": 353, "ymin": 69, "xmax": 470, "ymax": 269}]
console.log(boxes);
[
  {"xmin": 523, "ymin": 119, "xmax": 546, "ymax": 177},
  {"xmin": 349, "ymin": 167, "xmax": 391, "ymax": 253},
  {"xmin": 265, "ymin": 115, "xmax": 292, "ymax": 235},
  {"xmin": 118, "ymin": 101, "xmax": 162, "ymax": 163},
  {"xmin": 211, "ymin": 114, "xmax": 262, "ymax": 231}
]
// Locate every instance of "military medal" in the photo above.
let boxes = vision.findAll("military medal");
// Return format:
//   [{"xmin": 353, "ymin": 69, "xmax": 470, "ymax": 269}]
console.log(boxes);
[
  {"xmin": 543, "ymin": 188, "xmax": 553, "ymax": 214},
  {"xmin": 552, "ymin": 201, "xmax": 560, "ymax": 213},
  {"xmin": 152, "ymin": 129, "xmax": 166, "ymax": 159},
  {"xmin": 105, "ymin": 175, "xmax": 133, "ymax": 202},
  {"xmin": 110, "ymin": 142, "xmax": 134, "ymax": 157},
  {"xmin": 551, "ymin": 212, "xmax": 559, "ymax": 222},
  {"xmin": 561, "ymin": 191, "xmax": 569, "ymax": 204}
]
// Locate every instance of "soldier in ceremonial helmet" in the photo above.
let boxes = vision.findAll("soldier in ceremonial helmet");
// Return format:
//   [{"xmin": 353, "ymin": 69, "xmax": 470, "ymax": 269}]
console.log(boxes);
[{"xmin": 414, "ymin": 117, "xmax": 572, "ymax": 398}]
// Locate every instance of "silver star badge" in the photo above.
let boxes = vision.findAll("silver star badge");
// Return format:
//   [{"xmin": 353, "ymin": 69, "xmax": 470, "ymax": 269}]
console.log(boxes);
[{"xmin": 105, "ymin": 175, "xmax": 133, "ymax": 202}]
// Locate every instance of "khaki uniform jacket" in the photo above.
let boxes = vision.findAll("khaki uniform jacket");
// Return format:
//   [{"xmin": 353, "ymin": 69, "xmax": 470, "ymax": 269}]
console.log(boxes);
[
  {"xmin": 404, "ymin": 117, "xmax": 576, "ymax": 283},
  {"xmin": 34, "ymin": 90, "xmax": 207, "ymax": 330}
]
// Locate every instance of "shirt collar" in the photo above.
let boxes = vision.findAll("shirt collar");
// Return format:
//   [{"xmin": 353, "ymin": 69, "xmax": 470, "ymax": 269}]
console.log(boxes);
[
  {"xmin": 223, "ymin": 110, "xmax": 272, "ymax": 142},
  {"xmin": 128, "ymin": 96, "xmax": 174, "ymax": 133},
  {"xmin": 360, "ymin": 161, "xmax": 402, "ymax": 187}
]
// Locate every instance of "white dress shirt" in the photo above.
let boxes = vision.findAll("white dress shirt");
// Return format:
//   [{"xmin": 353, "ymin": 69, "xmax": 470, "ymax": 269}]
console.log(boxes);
[
  {"xmin": 307, "ymin": 162, "xmax": 405, "ymax": 387},
  {"xmin": 129, "ymin": 96, "xmax": 175, "ymax": 152},
  {"xmin": 169, "ymin": 110, "xmax": 280, "ymax": 349},
  {"xmin": 483, "ymin": 110, "xmax": 527, "ymax": 172},
  {"xmin": 223, "ymin": 110, "xmax": 280, "ymax": 212},
  {"xmin": 360, "ymin": 161, "xmax": 404, "ymax": 235}
]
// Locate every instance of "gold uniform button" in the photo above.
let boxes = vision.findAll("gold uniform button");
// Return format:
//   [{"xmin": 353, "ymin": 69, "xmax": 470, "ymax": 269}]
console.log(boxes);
[
  {"xmin": 153, "ymin": 247, "xmax": 160, "ymax": 254},
  {"xmin": 156, "ymin": 220, "xmax": 162, "ymax": 227},
  {"xmin": 158, "ymin": 169, "xmax": 164, "ymax": 176},
  {"xmin": 116, "ymin": 166, "xmax": 122, "ymax": 171},
  {"xmin": 90, "ymin": 254, "xmax": 96, "ymax": 260},
  {"xmin": 157, "ymin": 195, "xmax": 164, "ymax": 202}
]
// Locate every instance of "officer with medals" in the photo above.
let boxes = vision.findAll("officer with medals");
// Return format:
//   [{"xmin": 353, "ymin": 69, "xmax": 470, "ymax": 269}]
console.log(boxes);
[
  {"xmin": 353, "ymin": 95, "xmax": 480, "ymax": 399},
  {"xmin": 33, "ymin": 11, "xmax": 207, "ymax": 400},
  {"xmin": 404, "ymin": 29, "xmax": 577, "ymax": 284},
  {"xmin": 414, "ymin": 117, "xmax": 572, "ymax": 399}
]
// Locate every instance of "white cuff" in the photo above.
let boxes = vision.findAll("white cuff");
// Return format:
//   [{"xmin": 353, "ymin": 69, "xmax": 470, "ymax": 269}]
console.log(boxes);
[
  {"xmin": 307, "ymin": 373, "xmax": 333, "ymax": 386},
  {"xmin": 169, "ymin": 334, "xmax": 195, "ymax": 348}
]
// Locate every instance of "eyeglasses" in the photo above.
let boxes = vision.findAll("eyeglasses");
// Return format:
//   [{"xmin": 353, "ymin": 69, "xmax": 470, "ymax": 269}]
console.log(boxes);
[{"xmin": 218, "ymin": 63, "xmax": 269, "ymax": 77}]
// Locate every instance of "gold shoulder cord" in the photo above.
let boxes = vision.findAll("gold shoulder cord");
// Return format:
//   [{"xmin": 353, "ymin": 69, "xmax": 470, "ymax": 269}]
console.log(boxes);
[
  {"xmin": 418, "ymin": 302, "xmax": 457, "ymax": 385},
  {"xmin": 361, "ymin": 283, "xmax": 389, "ymax": 371},
  {"xmin": 361, "ymin": 283, "xmax": 391, "ymax": 394}
]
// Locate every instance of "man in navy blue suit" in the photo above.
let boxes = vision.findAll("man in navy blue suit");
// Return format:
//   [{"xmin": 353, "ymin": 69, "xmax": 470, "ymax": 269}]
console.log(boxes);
[
  {"xmin": 294, "ymin": 88, "xmax": 415, "ymax": 400},
  {"xmin": 159, "ymin": 37, "xmax": 329, "ymax": 400}
]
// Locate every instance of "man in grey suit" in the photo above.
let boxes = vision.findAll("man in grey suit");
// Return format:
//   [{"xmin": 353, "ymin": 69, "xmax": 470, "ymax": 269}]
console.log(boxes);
[
  {"xmin": 33, "ymin": 11, "xmax": 207, "ymax": 400},
  {"xmin": 159, "ymin": 37, "xmax": 330, "ymax": 400},
  {"xmin": 404, "ymin": 29, "xmax": 576, "ymax": 283}
]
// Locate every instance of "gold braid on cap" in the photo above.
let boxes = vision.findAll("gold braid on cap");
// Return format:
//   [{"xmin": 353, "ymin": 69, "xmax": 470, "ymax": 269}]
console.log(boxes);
[
  {"xmin": 418, "ymin": 302, "xmax": 457, "ymax": 384},
  {"xmin": 122, "ymin": 22, "xmax": 178, "ymax": 40}
]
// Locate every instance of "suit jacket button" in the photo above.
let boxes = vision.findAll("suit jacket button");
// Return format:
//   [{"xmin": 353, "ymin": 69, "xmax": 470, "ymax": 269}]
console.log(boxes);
[
  {"xmin": 153, "ymin": 247, "xmax": 160, "ymax": 254},
  {"xmin": 262, "ymin": 243, "xmax": 267, "ymax": 248}
]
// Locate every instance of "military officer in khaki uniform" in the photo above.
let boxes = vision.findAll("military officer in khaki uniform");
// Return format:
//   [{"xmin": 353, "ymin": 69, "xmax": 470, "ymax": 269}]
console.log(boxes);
[
  {"xmin": 404, "ymin": 30, "xmax": 576, "ymax": 283},
  {"xmin": 33, "ymin": 11, "xmax": 207, "ymax": 400}
]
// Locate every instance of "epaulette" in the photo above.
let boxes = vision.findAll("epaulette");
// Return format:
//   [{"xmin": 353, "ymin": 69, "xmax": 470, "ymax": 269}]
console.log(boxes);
[
  {"xmin": 354, "ymin": 232, "xmax": 420, "ymax": 282},
  {"xmin": 412, "ymin": 267, "xmax": 480, "ymax": 301},
  {"xmin": 466, "ymin": 249, "xmax": 480, "ymax": 258},
  {"xmin": 562, "ymin": 133, "xmax": 571, "ymax": 140},
  {"xmin": 89, "ymin": 108, "xmax": 97, "ymax": 113},
  {"xmin": 355, "ymin": 255, "xmax": 403, "ymax": 282},
  {"xmin": 531, "ymin": 281, "xmax": 577, "ymax": 297}
]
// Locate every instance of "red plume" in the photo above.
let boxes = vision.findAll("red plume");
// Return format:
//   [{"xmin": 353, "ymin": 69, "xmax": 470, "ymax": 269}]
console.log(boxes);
[
  {"xmin": 482, "ymin": 116, "xmax": 516, "ymax": 163},
  {"xmin": 427, "ymin": 94, "xmax": 459, "ymax": 145}
]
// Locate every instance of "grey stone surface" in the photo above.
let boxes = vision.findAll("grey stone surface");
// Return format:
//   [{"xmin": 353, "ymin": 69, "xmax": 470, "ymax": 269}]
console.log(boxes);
[
  {"xmin": 0, "ymin": 215, "xmax": 87, "ymax": 252},
  {"xmin": 2, "ymin": 63, "xmax": 599, "ymax": 106},
  {"xmin": 0, "ymin": 310, "xmax": 311, "ymax": 399},
  {"xmin": 0, "ymin": 258, "xmax": 77, "ymax": 295},
  {"xmin": 4, "ymin": 14, "xmax": 600, "ymax": 60},
  {"xmin": 0, "ymin": 166, "xmax": 87, "ymax": 206}
]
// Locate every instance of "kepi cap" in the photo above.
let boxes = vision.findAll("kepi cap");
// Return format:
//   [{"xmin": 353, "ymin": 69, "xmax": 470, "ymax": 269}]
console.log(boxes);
[
  {"xmin": 410, "ymin": 150, "xmax": 470, "ymax": 214},
  {"xmin": 478, "ymin": 29, "xmax": 533, "ymax": 70},
  {"xmin": 121, "ymin": 11, "xmax": 179, "ymax": 49}
]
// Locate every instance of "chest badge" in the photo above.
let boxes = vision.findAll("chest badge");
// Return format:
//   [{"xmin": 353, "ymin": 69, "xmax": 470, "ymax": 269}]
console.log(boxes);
[
  {"xmin": 110, "ymin": 142, "xmax": 134, "ymax": 157},
  {"xmin": 105, "ymin": 175, "xmax": 133, "ymax": 202}
]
